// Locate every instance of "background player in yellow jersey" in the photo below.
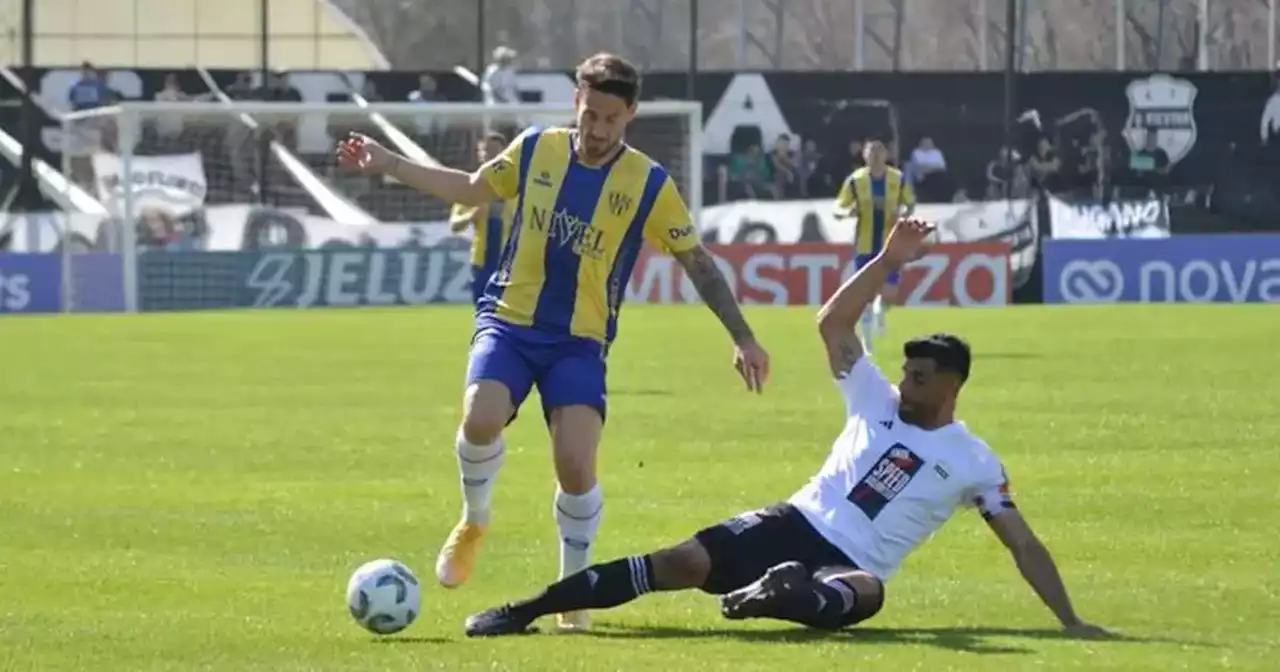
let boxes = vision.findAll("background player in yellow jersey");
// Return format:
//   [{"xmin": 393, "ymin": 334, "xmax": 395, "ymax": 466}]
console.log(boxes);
[
  {"xmin": 834, "ymin": 140, "xmax": 915, "ymax": 354},
  {"xmin": 448, "ymin": 131, "xmax": 514, "ymax": 309},
  {"xmin": 336, "ymin": 52, "xmax": 771, "ymax": 631}
]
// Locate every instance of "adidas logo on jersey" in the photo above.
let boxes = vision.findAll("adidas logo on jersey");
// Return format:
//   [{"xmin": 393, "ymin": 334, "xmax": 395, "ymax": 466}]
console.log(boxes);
[{"xmin": 879, "ymin": 420, "xmax": 894, "ymax": 430}]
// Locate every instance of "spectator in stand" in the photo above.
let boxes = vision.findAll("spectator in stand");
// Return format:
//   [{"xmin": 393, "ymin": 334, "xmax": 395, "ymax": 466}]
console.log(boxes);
[
  {"xmin": 361, "ymin": 79, "xmax": 383, "ymax": 103},
  {"xmin": 1028, "ymin": 136, "xmax": 1062, "ymax": 192},
  {"xmin": 152, "ymin": 73, "xmax": 188, "ymax": 148},
  {"xmin": 68, "ymin": 62, "xmax": 110, "ymax": 112},
  {"xmin": 227, "ymin": 72, "xmax": 255, "ymax": 100},
  {"xmin": 481, "ymin": 46, "xmax": 520, "ymax": 134},
  {"xmin": 723, "ymin": 142, "xmax": 774, "ymax": 201},
  {"xmin": 1124, "ymin": 128, "xmax": 1169, "ymax": 197},
  {"xmin": 409, "ymin": 74, "xmax": 443, "ymax": 137},
  {"xmin": 985, "ymin": 146, "xmax": 1029, "ymax": 199},
  {"xmin": 481, "ymin": 47, "xmax": 520, "ymax": 104},
  {"xmin": 256, "ymin": 69, "xmax": 302, "ymax": 150},
  {"xmin": 906, "ymin": 136, "xmax": 948, "ymax": 202},
  {"xmin": 796, "ymin": 138, "xmax": 822, "ymax": 198},
  {"xmin": 768, "ymin": 134, "xmax": 797, "ymax": 199}
]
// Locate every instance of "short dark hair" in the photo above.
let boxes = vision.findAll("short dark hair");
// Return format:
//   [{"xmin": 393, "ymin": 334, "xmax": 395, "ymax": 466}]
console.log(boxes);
[
  {"xmin": 482, "ymin": 131, "xmax": 507, "ymax": 146},
  {"xmin": 903, "ymin": 333, "xmax": 972, "ymax": 383},
  {"xmin": 574, "ymin": 52, "xmax": 641, "ymax": 106}
]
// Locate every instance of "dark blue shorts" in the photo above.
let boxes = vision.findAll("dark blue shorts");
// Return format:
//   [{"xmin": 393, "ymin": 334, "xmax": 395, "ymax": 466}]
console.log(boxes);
[
  {"xmin": 855, "ymin": 254, "xmax": 900, "ymax": 285},
  {"xmin": 465, "ymin": 317, "xmax": 607, "ymax": 424},
  {"xmin": 471, "ymin": 264, "xmax": 497, "ymax": 309}
]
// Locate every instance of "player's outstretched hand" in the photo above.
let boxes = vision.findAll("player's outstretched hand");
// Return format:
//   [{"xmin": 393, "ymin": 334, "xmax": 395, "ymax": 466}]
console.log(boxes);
[
  {"xmin": 335, "ymin": 133, "xmax": 394, "ymax": 175},
  {"xmin": 880, "ymin": 217, "xmax": 935, "ymax": 268},
  {"xmin": 733, "ymin": 339, "xmax": 770, "ymax": 394},
  {"xmin": 1063, "ymin": 621, "xmax": 1115, "ymax": 640}
]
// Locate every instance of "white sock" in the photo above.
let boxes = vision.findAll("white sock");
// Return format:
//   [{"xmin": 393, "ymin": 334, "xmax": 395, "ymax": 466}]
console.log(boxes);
[
  {"xmin": 859, "ymin": 306, "xmax": 876, "ymax": 353},
  {"xmin": 554, "ymin": 484, "xmax": 603, "ymax": 580},
  {"xmin": 456, "ymin": 431, "xmax": 505, "ymax": 525}
]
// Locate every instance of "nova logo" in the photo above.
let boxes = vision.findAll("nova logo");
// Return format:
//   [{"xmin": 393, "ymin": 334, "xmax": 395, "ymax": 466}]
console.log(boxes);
[
  {"xmin": 607, "ymin": 192, "xmax": 632, "ymax": 217},
  {"xmin": 1058, "ymin": 259, "xmax": 1125, "ymax": 302}
]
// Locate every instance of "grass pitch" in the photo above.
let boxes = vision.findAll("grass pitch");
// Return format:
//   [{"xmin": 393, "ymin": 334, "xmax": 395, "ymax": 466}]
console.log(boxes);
[{"xmin": 0, "ymin": 304, "xmax": 1276, "ymax": 671}]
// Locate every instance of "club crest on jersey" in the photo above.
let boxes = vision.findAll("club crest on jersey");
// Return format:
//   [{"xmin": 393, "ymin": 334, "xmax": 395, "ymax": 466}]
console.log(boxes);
[
  {"xmin": 608, "ymin": 192, "xmax": 633, "ymax": 217},
  {"xmin": 847, "ymin": 443, "xmax": 924, "ymax": 520}
]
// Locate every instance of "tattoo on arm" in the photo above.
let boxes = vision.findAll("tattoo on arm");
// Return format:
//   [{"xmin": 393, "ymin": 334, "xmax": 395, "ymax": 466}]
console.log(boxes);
[{"xmin": 677, "ymin": 246, "xmax": 754, "ymax": 344}]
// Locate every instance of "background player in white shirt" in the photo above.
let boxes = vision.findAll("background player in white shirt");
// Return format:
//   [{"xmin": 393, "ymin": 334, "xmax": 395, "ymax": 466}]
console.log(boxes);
[{"xmin": 463, "ymin": 219, "xmax": 1108, "ymax": 639}]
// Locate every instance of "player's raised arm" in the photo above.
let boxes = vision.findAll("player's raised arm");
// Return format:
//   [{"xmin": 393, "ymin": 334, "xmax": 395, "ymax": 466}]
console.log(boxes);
[
  {"xmin": 646, "ymin": 179, "xmax": 769, "ymax": 393},
  {"xmin": 817, "ymin": 218, "xmax": 931, "ymax": 376},
  {"xmin": 335, "ymin": 132, "xmax": 517, "ymax": 206}
]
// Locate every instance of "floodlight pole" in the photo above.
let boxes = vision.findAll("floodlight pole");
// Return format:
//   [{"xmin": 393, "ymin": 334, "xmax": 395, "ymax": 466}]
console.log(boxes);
[{"xmin": 14, "ymin": 0, "xmax": 43, "ymax": 211}]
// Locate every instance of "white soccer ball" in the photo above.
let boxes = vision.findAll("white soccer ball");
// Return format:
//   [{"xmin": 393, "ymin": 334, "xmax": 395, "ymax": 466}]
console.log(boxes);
[{"xmin": 345, "ymin": 558, "xmax": 422, "ymax": 635}]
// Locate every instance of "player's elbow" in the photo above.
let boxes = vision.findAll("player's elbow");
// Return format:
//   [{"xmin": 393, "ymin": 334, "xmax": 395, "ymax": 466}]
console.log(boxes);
[
  {"xmin": 816, "ymin": 307, "xmax": 853, "ymax": 344},
  {"xmin": 456, "ymin": 173, "xmax": 495, "ymax": 206}
]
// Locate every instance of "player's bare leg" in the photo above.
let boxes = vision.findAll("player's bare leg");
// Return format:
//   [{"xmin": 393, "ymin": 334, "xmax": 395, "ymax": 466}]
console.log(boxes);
[
  {"xmin": 436, "ymin": 380, "xmax": 514, "ymax": 588},
  {"xmin": 721, "ymin": 563, "xmax": 883, "ymax": 630},
  {"xmin": 465, "ymin": 538, "xmax": 712, "ymax": 637},
  {"xmin": 547, "ymin": 404, "xmax": 604, "ymax": 631}
]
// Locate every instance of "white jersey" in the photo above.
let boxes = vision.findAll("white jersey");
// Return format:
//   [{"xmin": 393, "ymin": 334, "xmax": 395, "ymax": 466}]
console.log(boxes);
[{"xmin": 788, "ymin": 356, "xmax": 1014, "ymax": 580}]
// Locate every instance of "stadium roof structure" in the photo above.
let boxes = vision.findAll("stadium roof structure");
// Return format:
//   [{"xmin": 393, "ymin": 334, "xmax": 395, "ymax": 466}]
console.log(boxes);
[{"xmin": 0, "ymin": 0, "xmax": 389, "ymax": 69}]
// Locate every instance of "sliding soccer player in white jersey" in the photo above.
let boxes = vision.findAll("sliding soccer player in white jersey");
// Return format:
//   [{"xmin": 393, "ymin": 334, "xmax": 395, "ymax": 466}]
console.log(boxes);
[{"xmin": 463, "ymin": 218, "xmax": 1110, "ymax": 639}]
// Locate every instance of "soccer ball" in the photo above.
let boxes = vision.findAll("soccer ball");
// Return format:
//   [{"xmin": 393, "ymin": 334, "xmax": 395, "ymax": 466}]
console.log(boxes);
[{"xmin": 345, "ymin": 559, "xmax": 422, "ymax": 635}]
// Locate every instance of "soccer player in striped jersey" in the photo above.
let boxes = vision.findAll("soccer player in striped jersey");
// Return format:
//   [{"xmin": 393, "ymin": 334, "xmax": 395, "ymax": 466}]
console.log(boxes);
[
  {"xmin": 449, "ymin": 132, "xmax": 515, "ymax": 309},
  {"xmin": 834, "ymin": 140, "xmax": 915, "ymax": 353},
  {"xmin": 336, "ymin": 52, "xmax": 771, "ymax": 632}
]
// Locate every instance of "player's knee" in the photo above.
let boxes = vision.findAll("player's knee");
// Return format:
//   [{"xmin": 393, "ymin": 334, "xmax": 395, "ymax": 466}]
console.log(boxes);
[
  {"xmin": 461, "ymin": 381, "xmax": 513, "ymax": 444},
  {"xmin": 824, "ymin": 570, "xmax": 885, "ymax": 625},
  {"xmin": 548, "ymin": 405, "xmax": 602, "ymax": 493},
  {"xmin": 649, "ymin": 539, "xmax": 712, "ymax": 591}
]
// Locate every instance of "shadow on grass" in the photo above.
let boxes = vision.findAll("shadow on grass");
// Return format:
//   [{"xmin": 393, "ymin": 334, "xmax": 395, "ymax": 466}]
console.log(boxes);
[
  {"xmin": 370, "ymin": 635, "xmax": 453, "ymax": 645},
  {"xmin": 586, "ymin": 624, "xmax": 1205, "ymax": 655}
]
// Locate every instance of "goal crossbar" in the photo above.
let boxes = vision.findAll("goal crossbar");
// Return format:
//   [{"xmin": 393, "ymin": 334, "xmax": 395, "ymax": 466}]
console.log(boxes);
[{"xmin": 58, "ymin": 99, "xmax": 703, "ymax": 314}]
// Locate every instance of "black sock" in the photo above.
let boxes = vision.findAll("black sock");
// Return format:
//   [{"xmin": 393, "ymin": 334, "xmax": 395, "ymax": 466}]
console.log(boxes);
[
  {"xmin": 509, "ymin": 555, "xmax": 656, "ymax": 619},
  {"xmin": 764, "ymin": 579, "xmax": 853, "ymax": 630}
]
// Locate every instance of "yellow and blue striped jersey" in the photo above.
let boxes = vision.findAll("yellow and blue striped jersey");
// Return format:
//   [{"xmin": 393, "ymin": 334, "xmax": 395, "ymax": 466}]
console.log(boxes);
[
  {"xmin": 836, "ymin": 166, "xmax": 915, "ymax": 255},
  {"xmin": 476, "ymin": 127, "xmax": 699, "ymax": 345},
  {"xmin": 449, "ymin": 199, "xmax": 516, "ymax": 271}
]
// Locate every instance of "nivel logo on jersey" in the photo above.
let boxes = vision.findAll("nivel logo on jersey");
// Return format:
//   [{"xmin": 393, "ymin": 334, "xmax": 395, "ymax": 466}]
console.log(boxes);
[
  {"xmin": 529, "ymin": 206, "xmax": 606, "ymax": 259},
  {"xmin": 848, "ymin": 443, "xmax": 924, "ymax": 520}
]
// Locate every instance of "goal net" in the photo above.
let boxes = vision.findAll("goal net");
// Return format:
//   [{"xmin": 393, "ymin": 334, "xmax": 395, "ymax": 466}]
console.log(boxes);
[{"xmin": 52, "ymin": 99, "xmax": 702, "ymax": 312}]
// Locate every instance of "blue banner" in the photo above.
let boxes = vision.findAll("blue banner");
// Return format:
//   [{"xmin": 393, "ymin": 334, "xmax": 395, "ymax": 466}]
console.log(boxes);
[
  {"xmin": 140, "ymin": 247, "xmax": 473, "ymax": 311},
  {"xmin": 0, "ymin": 253, "xmax": 62, "ymax": 313},
  {"xmin": 1043, "ymin": 235, "xmax": 1280, "ymax": 304}
]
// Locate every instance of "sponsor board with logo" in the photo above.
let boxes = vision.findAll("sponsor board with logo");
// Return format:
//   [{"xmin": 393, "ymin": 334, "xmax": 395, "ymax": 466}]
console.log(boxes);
[
  {"xmin": 697, "ymin": 198, "xmax": 1037, "ymax": 289},
  {"xmin": 141, "ymin": 246, "xmax": 473, "ymax": 311},
  {"xmin": 1042, "ymin": 235, "xmax": 1280, "ymax": 304},
  {"xmin": 0, "ymin": 253, "xmax": 62, "ymax": 313},
  {"xmin": 627, "ymin": 242, "xmax": 1011, "ymax": 307}
]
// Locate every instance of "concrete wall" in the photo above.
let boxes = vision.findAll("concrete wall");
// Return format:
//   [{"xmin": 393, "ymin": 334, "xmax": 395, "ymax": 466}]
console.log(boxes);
[{"xmin": 0, "ymin": 0, "xmax": 388, "ymax": 69}]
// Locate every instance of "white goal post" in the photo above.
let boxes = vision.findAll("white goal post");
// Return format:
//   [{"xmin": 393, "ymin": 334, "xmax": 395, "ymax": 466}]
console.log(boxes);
[{"xmin": 54, "ymin": 99, "xmax": 703, "ymax": 313}]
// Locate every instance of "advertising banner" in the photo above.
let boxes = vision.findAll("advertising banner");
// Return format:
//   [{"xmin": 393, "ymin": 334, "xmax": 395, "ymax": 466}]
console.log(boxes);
[
  {"xmin": 627, "ymin": 242, "xmax": 1011, "ymax": 307},
  {"xmin": 1047, "ymin": 196, "xmax": 1171, "ymax": 240},
  {"xmin": 141, "ymin": 245, "xmax": 473, "ymax": 311},
  {"xmin": 1042, "ymin": 235, "xmax": 1280, "ymax": 304},
  {"xmin": 0, "ymin": 253, "xmax": 62, "ymax": 314}
]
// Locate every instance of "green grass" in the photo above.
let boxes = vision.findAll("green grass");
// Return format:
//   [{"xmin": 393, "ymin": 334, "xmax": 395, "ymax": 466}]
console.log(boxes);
[{"xmin": 0, "ymin": 304, "xmax": 1276, "ymax": 671}]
